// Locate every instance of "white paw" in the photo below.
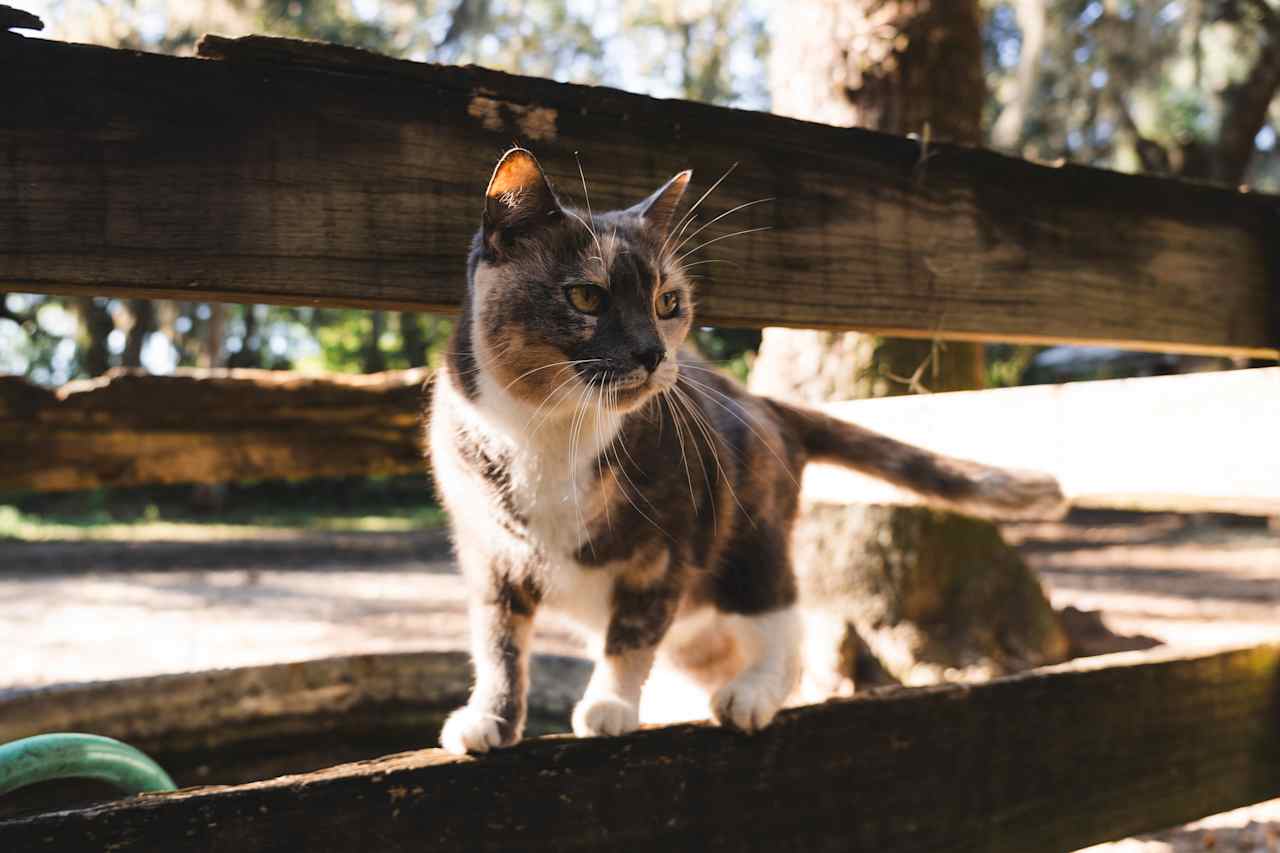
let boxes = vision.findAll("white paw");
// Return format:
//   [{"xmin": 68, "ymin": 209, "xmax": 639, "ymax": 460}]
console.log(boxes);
[
  {"xmin": 711, "ymin": 676, "xmax": 785, "ymax": 733},
  {"xmin": 439, "ymin": 705, "xmax": 516, "ymax": 755},
  {"xmin": 572, "ymin": 692, "xmax": 640, "ymax": 738}
]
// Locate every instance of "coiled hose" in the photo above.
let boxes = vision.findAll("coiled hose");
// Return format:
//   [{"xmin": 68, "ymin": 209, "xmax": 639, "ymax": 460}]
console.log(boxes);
[{"xmin": 0, "ymin": 733, "xmax": 176, "ymax": 799}]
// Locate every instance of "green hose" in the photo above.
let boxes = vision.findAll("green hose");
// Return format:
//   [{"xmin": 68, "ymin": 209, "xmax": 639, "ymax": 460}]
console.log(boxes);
[{"xmin": 0, "ymin": 733, "xmax": 177, "ymax": 798}]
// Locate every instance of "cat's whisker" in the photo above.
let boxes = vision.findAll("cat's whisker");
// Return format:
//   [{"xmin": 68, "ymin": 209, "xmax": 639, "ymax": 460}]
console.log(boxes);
[
  {"xmin": 678, "ymin": 374, "xmax": 800, "ymax": 489},
  {"xmin": 573, "ymin": 153, "xmax": 610, "ymax": 283},
  {"xmin": 567, "ymin": 376, "xmax": 598, "ymax": 560},
  {"xmin": 669, "ymin": 384, "xmax": 746, "ymax": 529},
  {"xmin": 660, "ymin": 161, "xmax": 739, "ymax": 261},
  {"xmin": 669, "ymin": 197, "xmax": 774, "ymax": 260},
  {"xmin": 677, "ymin": 226, "xmax": 774, "ymax": 264},
  {"xmin": 671, "ymin": 383, "xmax": 755, "ymax": 529},
  {"xmin": 666, "ymin": 387, "xmax": 717, "ymax": 526},
  {"xmin": 604, "ymin": 389, "xmax": 671, "ymax": 539},
  {"xmin": 503, "ymin": 358, "xmax": 600, "ymax": 393},
  {"xmin": 524, "ymin": 366, "xmax": 584, "ymax": 437},
  {"xmin": 675, "ymin": 258, "xmax": 740, "ymax": 272},
  {"xmin": 594, "ymin": 371, "xmax": 613, "ymax": 533},
  {"xmin": 660, "ymin": 390, "xmax": 701, "ymax": 516}
]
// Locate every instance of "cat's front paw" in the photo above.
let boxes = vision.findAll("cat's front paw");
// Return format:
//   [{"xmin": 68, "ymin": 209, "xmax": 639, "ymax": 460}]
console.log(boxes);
[
  {"xmin": 572, "ymin": 692, "xmax": 640, "ymax": 738},
  {"xmin": 711, "ymin": 676, "xmax": 785, "ymax": 733},
  {"xmin": 439, "ymin": 705, "xmax": 519, "ymax": 755}
]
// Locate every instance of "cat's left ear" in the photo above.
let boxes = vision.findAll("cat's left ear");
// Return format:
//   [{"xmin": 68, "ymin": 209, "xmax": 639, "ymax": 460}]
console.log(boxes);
[
  {"xmin": 483, "ymin": 148, "xmax": 563, "ymax": 254},
  {"xmin": 628, "ymin": 170, "xmax": 692, "ymax": 236}
]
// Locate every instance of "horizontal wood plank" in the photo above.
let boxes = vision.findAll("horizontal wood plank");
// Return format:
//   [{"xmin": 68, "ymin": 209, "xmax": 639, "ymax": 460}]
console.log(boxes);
[
  {"xmin": 803, "ymin": 366, "xmax": 1280, "ymax": 515},
  {"xmin": 0, "ymin": 368, "xmax": 431, "ymax": 492},
  {"xmin": 0, "ymin": 32, "xmax": 1277, "ymax": 356},
  {"xmin": 2, "ymin": 644, "xmax": 1278, "ymax": 852},
  {"xmin": 5, "ymin": 367, "xmax": 1278, "ymax": 517}
]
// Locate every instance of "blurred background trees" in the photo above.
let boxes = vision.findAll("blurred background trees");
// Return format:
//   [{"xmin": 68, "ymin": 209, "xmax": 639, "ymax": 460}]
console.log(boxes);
[{"xmin": 4, "ymin": 0, "xmax": 1277, "ymax": 387}]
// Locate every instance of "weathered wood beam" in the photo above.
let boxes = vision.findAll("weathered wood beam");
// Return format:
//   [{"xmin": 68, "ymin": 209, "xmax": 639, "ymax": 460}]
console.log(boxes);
[
  {"xmin": 1, "ymin": 31, "xmax": 1277, "ymax": 356},
  {"xmin": 1, "ymin": 644, "xmax": 1278, "ymax": 852},
  {"xmin": 804, "ymin": 366, "xmax": 1280, "ymax": 515},
  {"xmin": 5, "ymin": 368, "xmax": 1279, "ymax": 517},
  {"xmin": 0, "ymin": 368, "xmax": 430, "ymax": 492}
]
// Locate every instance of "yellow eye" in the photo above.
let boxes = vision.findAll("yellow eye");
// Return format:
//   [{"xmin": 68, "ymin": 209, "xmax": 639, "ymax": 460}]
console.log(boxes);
[
  {"xmin": 566, "ymin": 284, "xmax": 607, "ymax": 315},
  {"xmin": 657, "ymin": 290, "xmax": 680, "ymax": 318}
]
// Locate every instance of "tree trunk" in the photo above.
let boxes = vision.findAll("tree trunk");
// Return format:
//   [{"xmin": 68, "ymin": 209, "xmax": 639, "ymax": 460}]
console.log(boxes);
[
  {"xmin": 75, "ymin": 296, "xmax": 114, "ymax": 377},
  {"xmin": 121, "ymin": 299, "xmax": 156, "ymax": 369},
  {"xmin": 398, "ymin": 312, "xmax": 427, "ymax": 368},
  {"xmin": 362, "ymin": 310, "xmax": 387, "ymax": 373},
  {"xmin": 201, "ymin": 303, "xmax": 226, "ymax": 369},
  {"xmin": 752, "ymin": 0, "xmax": 1066, "ymax": 692}
]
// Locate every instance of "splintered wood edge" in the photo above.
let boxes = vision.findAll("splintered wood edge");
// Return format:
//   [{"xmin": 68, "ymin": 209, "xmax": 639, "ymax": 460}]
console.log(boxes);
[{"xmin": 0, "ymin": 5, "xmax": 43, "ymax": 32}]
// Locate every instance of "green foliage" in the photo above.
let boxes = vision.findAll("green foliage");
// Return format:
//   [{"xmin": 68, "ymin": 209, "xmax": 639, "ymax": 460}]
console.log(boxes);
[{"xmin": 0, "ymin": 476, "xmax": 444, "ymax": 541}]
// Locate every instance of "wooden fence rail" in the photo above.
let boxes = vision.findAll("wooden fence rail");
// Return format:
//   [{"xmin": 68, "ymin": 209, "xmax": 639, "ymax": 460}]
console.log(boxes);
[
  {"xmin": 5, "ymin": 367, "xmax": 1279, "ymax": 516},
  {"xmin": 1, "ymin": 27, "xmax": 1278, "ymax": 357},
  {"xmin": 1, "ymin": 644, "xmax": 1278, "ymax": 853}
]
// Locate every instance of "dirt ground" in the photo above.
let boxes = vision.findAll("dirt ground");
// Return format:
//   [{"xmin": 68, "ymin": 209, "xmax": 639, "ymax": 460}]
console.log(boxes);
[{"xmin": 2, "ymin": 510, "xmax": 1278, "ymax": 850}]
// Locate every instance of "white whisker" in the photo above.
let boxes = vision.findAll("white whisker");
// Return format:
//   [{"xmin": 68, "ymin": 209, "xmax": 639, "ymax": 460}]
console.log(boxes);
[
  {"xmin": 678, "ymin": 226, "xmax": 773, "ymax": 264},
  {"xmin": 660, "ymin": 161, "xmax": 739, "ymax": 261},
  {"xmin": 670, "ymin": 197, "xmax": 774, "ymax": 259}
]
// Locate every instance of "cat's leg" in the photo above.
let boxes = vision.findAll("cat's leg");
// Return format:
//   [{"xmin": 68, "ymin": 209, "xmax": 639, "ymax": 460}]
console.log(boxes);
[
  {"xmin": 439, "ymin": 569, "xmax": 539, "ymax": 755},
  {"xmin": 710, "ymin": 605, "xmax": 803, "ymax": 733},
  {"xmin": 572, "ymin": 577, "xmax": 680, "ymax": 738}
]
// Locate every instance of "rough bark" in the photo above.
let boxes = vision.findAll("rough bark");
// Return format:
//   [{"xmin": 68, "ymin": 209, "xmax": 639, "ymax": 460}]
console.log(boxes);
[{"xmin": 753, "ymin": 0, "xmax": 1066, "ymax": 689}]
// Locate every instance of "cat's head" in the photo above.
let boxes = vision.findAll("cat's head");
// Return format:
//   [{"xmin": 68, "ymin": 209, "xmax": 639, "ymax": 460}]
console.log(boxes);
[{"xmin": 464, "ymin": 148, "xmax": 693, "ymax": 415}]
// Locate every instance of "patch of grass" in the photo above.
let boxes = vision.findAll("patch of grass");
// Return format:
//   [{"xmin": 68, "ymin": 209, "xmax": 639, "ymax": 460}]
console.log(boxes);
[{"xmin": 0, "ymin": 503, "xmax": 447, "ymax": 542}]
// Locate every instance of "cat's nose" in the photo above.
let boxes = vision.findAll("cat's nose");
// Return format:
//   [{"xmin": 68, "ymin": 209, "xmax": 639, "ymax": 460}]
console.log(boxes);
[{"xmin": 634, "ymin": 346, "xmax": 666, "ymax": 373}]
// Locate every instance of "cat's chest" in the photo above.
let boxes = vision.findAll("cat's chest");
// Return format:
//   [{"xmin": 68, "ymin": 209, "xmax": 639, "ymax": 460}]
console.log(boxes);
[
  {"xmin": 504, "ymin": 442, "xmax": 598, "ymax": 554},
  {"xmin": 434, "ymin": 377, "xmax": 614, "ymax": 561}
]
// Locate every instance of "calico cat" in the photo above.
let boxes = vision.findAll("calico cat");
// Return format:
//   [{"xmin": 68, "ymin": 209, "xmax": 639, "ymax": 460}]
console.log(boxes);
[{"xmin": 428, "ymin": 148, "xmax": 1063, "ymax": 754}]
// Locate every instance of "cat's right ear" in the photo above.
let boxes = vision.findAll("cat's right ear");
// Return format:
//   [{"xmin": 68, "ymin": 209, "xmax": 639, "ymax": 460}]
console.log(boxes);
[{"xmin": 482, "ymin": 148, "xmax": 562, "ymax": 255}]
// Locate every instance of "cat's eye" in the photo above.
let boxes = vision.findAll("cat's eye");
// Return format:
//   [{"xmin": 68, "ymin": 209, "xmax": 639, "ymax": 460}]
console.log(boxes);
[
  {"xmin": 657, "ymin": 290, "xmax": 681, "ymax": 318},
  {"xmin": 565, "ymin": 284, "xmax": 608, "ymax": 315}
]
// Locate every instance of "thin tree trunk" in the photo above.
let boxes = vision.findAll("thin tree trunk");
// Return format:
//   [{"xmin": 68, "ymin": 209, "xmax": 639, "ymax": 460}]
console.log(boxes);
[
  {"xmin": 362, "ymin": 311, "xmax": 387, "ymax": 373},
  {"xmin": 990, "ymin": 0, "xmax": 1047, "ymax": 153},
  {"xmin": 752, "ymin": 0, "xmax": 1065, "ymax": 692},
  {"xmin": 398, "ymin": 312, "xmax": 427, "ymax": 368},
  {"xmin": 75, "ymin": 296, "xmax": 114, "ymax": 377},
  {"xmin": 201, "ymin": 303, "xmax": 225, "ymax": 369},
  {"xmin": 122, "ymin": 299, "xmax": 156, "ymax": 369}
]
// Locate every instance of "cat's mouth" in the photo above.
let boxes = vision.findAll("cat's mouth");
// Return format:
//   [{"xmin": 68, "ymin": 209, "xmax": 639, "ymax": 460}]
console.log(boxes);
[{"xmin": 595, "ymin": 371, "xmax": 666, "ymax": 409}]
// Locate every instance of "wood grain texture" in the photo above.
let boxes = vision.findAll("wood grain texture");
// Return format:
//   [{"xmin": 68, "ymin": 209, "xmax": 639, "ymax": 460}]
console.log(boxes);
[
  {"xmin": 1, "ymin": 645, "xmax": 1278, "ymax": 852},
  {"xmin": 0, "ymin": 33, "xmax": 1277, "ymax": 356},
  {"xmin": 0, "ymin": 368, "xmax": 431, "ymax": 491}
]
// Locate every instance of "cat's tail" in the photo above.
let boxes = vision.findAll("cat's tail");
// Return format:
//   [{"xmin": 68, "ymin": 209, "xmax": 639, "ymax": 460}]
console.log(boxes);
[{"xmin": 768, "ymin": 400, "xmax": 1067, "ymax": 520}]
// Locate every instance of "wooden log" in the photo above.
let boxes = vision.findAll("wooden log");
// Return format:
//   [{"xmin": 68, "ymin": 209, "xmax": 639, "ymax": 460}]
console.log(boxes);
[
  {"xmin": 5, "ymin": 367, "xmax": 1279, "ymax": 516},
  {"xmin": 0, "ymin": 33, "xmax": 1276, "ymax": 357},
  {"xmin": 803, "ymin": 366, "xmax": 1280, "ymax": 515},
  {"xmin": 1, "ymin": 644, "xmax": 1278, "ymax": 852},
  {"xmin": 0, "ymin": 368, "xmax": 431, "ymax": 492}
]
